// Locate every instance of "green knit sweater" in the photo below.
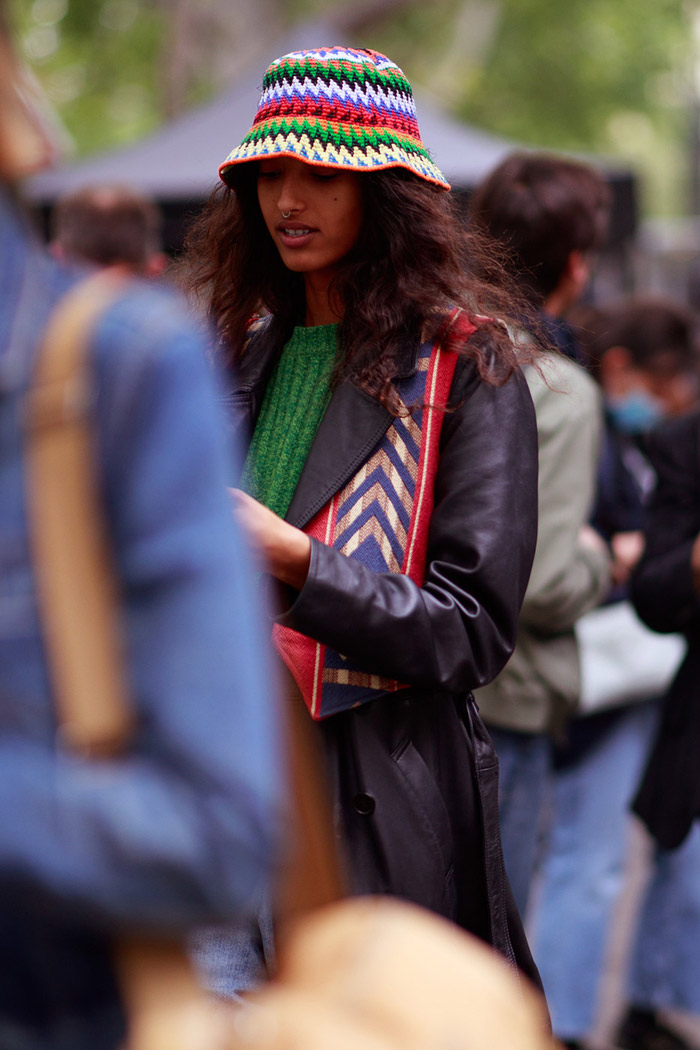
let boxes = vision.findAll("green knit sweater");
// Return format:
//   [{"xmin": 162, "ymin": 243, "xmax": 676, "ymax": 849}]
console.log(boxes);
[{"xmin": 242, "ymin": 324, "xmax": 338, "ymax": 518}]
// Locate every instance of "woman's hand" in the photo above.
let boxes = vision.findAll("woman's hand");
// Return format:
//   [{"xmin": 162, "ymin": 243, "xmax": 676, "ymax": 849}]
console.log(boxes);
[{"xmin": 231, "ymin": 489, "xmax": 311, "ymax": 590}]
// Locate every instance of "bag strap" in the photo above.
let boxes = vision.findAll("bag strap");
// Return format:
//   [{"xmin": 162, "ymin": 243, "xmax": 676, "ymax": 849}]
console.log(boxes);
[
  {"xmin": 26, "ymin": 269, "xmax": 135, "ymax": 756},
  {"xmin": 25, "ymin": 270, "xmax": 229, "ymax": 1050}
]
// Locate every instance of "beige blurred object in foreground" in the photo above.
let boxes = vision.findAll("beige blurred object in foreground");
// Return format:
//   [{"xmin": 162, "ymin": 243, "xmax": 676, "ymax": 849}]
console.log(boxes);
[
  {"xmin": 0, "ymin": 30, "xmax": 61, "ymax": 179},
  {"xmin": 231, "ymin": 896, "xmax": 554, "ymax": 1050}
]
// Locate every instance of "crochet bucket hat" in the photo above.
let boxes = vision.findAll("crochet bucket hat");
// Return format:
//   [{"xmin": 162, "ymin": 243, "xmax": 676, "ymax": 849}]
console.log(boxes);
[{"xmin": 218, "ymin": 46, "xmax": 450, "ymax": 190}]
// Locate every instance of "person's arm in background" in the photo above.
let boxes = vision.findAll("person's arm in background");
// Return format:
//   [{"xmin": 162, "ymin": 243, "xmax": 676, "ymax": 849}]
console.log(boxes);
[
  {"xmin": 518, "ymin": 354, "xmax": 611, "ymax": 634},
  {"xmin": 631, "ymin": 410, "xmax": 700, "ymax": 636},
  {"xmin": 0, "ymin": 287, "xmax": 281, "ymax": 929}
]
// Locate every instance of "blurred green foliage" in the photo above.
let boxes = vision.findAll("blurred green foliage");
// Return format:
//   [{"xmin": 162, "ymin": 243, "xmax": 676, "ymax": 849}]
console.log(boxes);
[
  {"xmin": 455, "ymin": 0, "xmax": 688, "ymax": 148},
  {"xmin": 9, "ymin": 0, "xmax": 165, "ymax": 155},
  {"xmin": 368, "ymin": 0, "xmax": 694, "ymax": 215}
]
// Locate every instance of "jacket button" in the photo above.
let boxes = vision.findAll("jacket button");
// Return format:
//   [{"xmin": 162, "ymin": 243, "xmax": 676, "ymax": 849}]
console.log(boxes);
[{"xmin": 353, "ymin": 792, "xmax": 375, "ymax": 815}]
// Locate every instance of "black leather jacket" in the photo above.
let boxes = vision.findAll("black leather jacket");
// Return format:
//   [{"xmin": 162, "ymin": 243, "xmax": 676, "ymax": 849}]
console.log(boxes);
[
  {"xmin": 227, "ymin": 322, "xmax": 541, "ymax": 985},
  {"xmin": 631, "ymin": 409, "xmax": 700, "ymax": 849}
]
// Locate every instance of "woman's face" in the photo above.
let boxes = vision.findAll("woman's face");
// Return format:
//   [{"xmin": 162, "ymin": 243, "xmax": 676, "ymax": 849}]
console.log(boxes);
[{"xmin": 257, "ymin": 156, "xmax": 364, "ymax": 283}]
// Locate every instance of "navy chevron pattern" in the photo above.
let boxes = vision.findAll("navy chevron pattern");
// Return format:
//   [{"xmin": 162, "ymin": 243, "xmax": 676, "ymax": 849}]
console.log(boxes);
[
  {"xmin": 273, "ymin": 312, "xmax": 469, "ymax": 719},
  {"xmin": 272, "ymin": 315, "xmax": 470, "ymax": 718},
  {"xmin": 334, "ymin": 420, "xmax": 421, "ymax": 572},
  {"xmin": 317, "ymin": 349, "xmax": 434, "ymax": 715}
]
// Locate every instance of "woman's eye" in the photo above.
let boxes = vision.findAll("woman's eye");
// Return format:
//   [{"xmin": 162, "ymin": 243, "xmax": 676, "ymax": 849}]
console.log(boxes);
[
  {"xmin": 258, "ymin": 169, "xmax": 280, "ymax": 180},
  {"xmin": 311, "ymin": 170, "xmax": 338, "ymax": 182}
]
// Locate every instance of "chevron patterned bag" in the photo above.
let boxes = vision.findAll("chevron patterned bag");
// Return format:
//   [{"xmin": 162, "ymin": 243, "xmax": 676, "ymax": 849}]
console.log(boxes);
[{"xmin": 273, "ymin": 311, "xmax": 472, "ymax": 720}]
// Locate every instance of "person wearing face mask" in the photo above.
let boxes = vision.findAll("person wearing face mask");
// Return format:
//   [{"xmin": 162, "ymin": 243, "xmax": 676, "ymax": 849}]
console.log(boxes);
[
  {"xmin": 531, "ymin": 298, "xmax": 700, "ymax": 1050},
  {"xmin": 590, "ymin": 300, "xmax": 699, "ymax": 594}
]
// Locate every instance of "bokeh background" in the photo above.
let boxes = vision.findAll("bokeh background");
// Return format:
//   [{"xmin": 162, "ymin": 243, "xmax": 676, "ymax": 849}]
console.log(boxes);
[{"xmin": 10, "ymin": 0, "xmax": 700, "ymax": 297}]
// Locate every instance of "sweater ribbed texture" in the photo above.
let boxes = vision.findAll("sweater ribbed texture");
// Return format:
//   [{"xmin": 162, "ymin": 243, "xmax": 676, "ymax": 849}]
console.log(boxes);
[{"xmin": 243, "ymin": 324, "xmax": 337, "ymax": 518}]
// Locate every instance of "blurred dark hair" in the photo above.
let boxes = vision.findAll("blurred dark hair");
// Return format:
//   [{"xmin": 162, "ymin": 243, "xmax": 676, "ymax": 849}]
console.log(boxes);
[
  {"xmin": 52, "ymin": 183, "xmax": 162, "ymax": 269},
  {"xmin": 571, "ymin": 297, "xmax": 698, "ymax": 380},
  {"xmin": 181, "ymin": 165, "xmax": 538, "ymax": 413},
  {"xmin": 469, "ymin": 153, "xmax": 611, "ymax": 306}
]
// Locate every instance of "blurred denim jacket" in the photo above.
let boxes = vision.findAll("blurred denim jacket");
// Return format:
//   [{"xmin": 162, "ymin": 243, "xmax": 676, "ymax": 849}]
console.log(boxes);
[{"xmin": 0, "ymin": 190, "xmax": 281, "ymax": 1048}]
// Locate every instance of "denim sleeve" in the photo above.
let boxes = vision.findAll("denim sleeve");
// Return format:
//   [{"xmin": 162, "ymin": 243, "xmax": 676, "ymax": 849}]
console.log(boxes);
[{"xmin": 0, "ymin": 287, "xmax": 282, "ymax": 931}]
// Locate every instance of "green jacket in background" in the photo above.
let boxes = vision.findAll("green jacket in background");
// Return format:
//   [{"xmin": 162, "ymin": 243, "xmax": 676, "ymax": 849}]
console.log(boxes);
[{"xmin": 476, "ymin": 351, "xmax": 611, "ymax": 737}]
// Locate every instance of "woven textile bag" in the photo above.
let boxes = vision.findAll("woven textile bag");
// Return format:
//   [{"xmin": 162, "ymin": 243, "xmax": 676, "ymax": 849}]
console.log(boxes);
[{"xmin": 27, "ymin": 271, "xmax": 553, "ymax": 1050}]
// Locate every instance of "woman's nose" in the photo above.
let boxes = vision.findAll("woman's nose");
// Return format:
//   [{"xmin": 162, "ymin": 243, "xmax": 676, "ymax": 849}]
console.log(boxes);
[{"xmin": 277, "ymin": 174, "xmax": 303, "ymax": 215}]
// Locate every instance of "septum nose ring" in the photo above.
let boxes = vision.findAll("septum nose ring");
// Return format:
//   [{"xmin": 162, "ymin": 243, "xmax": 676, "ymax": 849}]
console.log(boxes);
[{"xmin": 281, "ymin": 210, "xmax": 292, "ymax": 219}]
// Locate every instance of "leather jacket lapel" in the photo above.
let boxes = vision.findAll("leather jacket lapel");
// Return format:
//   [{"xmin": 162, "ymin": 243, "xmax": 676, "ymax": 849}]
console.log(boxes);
[
  {"xmin": 286, "ymin": 332, "xmax": 422, "ymax": 530},
  {"xmin": 223, "ymin": 319, "xmax": 280, "ymax": 444},
  {"xmin": 229, "ymin": 321, "xmax": 422, "ymax": 530},
  {"xmin": 286, "ymin": 380, "xmax": 393, "ymax": 529}
]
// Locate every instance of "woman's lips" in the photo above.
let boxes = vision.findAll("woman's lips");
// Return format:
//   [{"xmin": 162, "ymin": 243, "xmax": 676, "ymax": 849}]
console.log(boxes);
[{"xmin": 276, "ymin": 222, "xmax": 317, "ymax": 249}]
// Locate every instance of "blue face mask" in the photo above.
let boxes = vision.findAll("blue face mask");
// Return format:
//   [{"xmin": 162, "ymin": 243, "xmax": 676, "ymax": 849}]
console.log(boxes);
[{"xmin": 607, "ymin": 390, "xmax": 666, "ymax": 434}]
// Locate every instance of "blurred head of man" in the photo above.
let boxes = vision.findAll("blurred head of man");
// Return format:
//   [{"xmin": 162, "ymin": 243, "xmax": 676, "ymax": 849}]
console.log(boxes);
[
  {"xmin": 469, "ymin": 152, "xmax": 611, "ymax": 317},
  {"xmin": 51, "ymin": 184, "xmax": 167, "ymax": 277}
]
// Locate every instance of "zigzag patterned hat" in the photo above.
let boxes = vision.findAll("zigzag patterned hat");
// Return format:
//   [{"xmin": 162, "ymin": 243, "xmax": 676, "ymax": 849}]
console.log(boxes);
[{"xmin": 218, "ymin": 46, "xmax": 450, "ymax": 190}]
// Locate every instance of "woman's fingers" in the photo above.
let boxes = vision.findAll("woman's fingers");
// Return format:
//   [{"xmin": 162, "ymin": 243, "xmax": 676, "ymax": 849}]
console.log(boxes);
[{"xmin": 229, "ymin": 489, "xmax": 311, "ymax": 589}]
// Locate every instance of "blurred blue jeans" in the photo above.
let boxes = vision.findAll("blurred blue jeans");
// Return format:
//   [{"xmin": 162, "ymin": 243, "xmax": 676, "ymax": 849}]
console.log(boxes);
[
  {"xmin": 487, "ymin": 726, "xmax": 552, "ymax": 918},
  {"xmin": 532, "ymin": 702, "xmax": 700, "ymax": 1040},
  {"xmin": 190, "ymin": 902, "xmax": 275, "ymax": 1000},
  {"xmin": 628, "ymin": 823, "xmax": 700, "ymax": 1015}
]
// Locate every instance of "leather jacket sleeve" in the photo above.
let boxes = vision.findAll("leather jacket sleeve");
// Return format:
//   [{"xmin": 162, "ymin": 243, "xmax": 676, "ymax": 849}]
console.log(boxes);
[{"xmin": 277, "ymin": 360, "xmax": 538, "ymax": 694}]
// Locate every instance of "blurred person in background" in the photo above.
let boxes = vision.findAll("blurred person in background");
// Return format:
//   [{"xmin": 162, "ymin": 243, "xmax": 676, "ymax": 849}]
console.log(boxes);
[
  {"xmin": 469, "ymin": 152, "xmax": 612, "ymax": 917},
  {"xmin": 51, "ymin": 182, "xmax": 167, "ymax": 277},
  {"xmin": 532, "ymin": 299, "xmax": 700, "ymax": 1050},
  {"xmin": 629, "ymin": 405, "xmax": 700, "ymax": 1050},
  {"xmin": 585, "ymin": 299, "xmax": 698, "ymax": 584},
  {"xmin": 0, "ymin": 9, "xmax": 280, "ymax": 1050}
]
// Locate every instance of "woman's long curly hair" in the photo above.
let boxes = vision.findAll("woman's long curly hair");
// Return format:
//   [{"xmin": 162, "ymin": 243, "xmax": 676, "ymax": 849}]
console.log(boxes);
[{"xmin": 182, "ymin": 163, "xmax": 536, "ymax": 413}]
